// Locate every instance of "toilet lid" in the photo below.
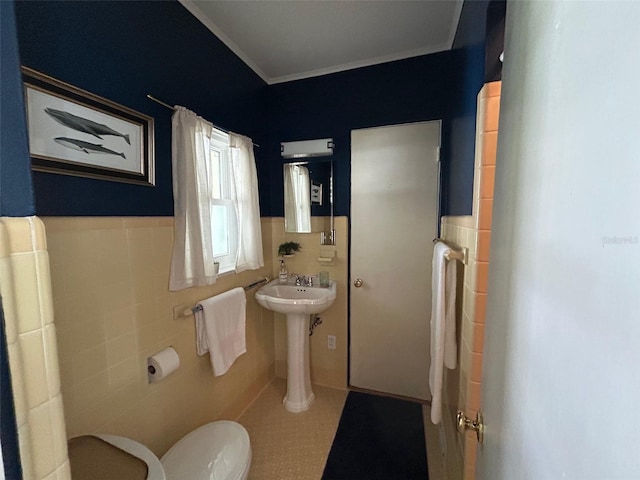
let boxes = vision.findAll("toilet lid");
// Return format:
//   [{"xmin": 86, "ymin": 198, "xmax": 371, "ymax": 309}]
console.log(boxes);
[
  {"xmin": 160, "ymin": 421, "xmax": 251, "ymax": 480},
  {"xmin": 68, "ymin": 436, "xmax": 149, "ymax": 480}
]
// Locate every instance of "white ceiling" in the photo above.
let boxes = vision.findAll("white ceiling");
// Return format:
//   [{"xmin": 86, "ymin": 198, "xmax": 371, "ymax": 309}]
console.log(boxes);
[{"xmin": 180, "ymin": 0, "xmax": 463, "ymax": 85}]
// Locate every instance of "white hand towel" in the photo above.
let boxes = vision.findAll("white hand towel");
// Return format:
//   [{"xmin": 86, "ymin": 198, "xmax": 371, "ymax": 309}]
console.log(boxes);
[
  {"xmin": 444, "ymin": 255, "xmax": 458, "ymax": 371},
  {"xmin": 195, "ymin": 287, "xmax": 247, "ymax": 376},
  {"xmin": 429, "ymin": 241, "xmax": 458, "ymax": 424}
]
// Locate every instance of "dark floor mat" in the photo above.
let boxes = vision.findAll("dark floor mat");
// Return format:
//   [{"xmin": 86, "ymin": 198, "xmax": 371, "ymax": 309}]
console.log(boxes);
[{"xmin": 322, "ymin": 391, "xmax": 428, "ymax": 480}]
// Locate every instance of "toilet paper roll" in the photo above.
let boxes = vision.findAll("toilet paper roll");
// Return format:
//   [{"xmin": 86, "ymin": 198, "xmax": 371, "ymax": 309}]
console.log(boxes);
[{"xmin": 147, "ymin": 347, "xmax": 180, "ymax": 383}]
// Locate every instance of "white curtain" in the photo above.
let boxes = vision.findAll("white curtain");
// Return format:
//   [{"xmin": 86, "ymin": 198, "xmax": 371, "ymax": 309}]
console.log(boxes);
[
  {"xmin": 229, "ymin": 132, "xmax": 264, "ymax": 272},
  {"xmin": 169, "ymin": 107, "xmax": 218, "ymax": 290},
  {"xmin": 284, "ymin": 164, "xmax": 311, "ymax": 233}
]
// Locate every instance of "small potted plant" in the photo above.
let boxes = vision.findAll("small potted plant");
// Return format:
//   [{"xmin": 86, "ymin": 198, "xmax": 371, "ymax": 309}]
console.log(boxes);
[{"xmin": 278, "ymin": 241, "xmax": 301, "ymax": 257}]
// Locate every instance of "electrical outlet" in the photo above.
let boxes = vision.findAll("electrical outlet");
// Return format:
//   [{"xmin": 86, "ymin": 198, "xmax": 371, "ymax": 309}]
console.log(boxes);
[{"xmin": 328, "ymin": 335, "xmax": 336, "ymax": 350}]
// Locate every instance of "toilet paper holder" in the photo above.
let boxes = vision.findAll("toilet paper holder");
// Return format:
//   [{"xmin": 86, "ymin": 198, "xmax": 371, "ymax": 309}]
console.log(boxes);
[{"xmin": 147, "ymin": 346, "xmax": 180, "ymax": 383}]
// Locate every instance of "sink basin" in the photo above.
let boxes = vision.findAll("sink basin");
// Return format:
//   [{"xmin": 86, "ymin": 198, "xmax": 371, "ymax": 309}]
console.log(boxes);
[
  {"xmin": 255, "ymin": 279, "xmax": 337, "ymax": 413},
  {"xmin": 255, "ymin": 280, "xmax": 336, "ymax": 315}
]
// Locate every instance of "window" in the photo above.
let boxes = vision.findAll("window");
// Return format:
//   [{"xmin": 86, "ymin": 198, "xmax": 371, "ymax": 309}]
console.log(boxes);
[
  {"xmin": 206, "ymin": 130, "xmax": 237, "ymax": 274},
  {"xmin": 170, "ymin": 107, "xmax": 263, "ymax": 291}
]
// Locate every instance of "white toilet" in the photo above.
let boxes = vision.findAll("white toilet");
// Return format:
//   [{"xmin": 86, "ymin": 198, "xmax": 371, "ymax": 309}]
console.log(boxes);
[{"xmin": 73, "ymin": 420, "xmax": 251, "ymax": 480}]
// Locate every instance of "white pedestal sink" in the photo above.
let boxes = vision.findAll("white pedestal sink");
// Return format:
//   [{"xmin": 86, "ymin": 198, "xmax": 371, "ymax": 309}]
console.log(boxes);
[{"xmin": 255, "ymin": 279, "xmax": 337, "ymax": 412}]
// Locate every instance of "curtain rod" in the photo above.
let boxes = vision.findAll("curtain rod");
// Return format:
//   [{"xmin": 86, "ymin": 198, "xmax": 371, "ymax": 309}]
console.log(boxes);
[{"xmin": 146, "ymin": 94, "xmax": 259, "ymax": 147}]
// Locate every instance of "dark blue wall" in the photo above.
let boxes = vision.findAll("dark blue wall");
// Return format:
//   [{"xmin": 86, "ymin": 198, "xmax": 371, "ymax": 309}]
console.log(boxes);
[
  {"xmin": 1, "ymin": 0, "xmax": 35, "ymax": 217},
  {"xmin": 0, "ymin": 6, "xmax": 26, "ymax": 478},
  {"xmin": 446, "ymin": 0, "xmax": 490, "ymax": 216},
  {"xmin": 454, "ymin": 0, "xmax": 490, "ymax": 51},
  {"xmin": 15, "ymin": 0, "xmax": 269, "ymax": 216},
  {"xmin": 1, "ymin": 304, "xmax": 22, "ymax": 480},
  {"xmin": 445, "ymin": 43, "xmax": 485, "ymax": 216},
  {"xmin": 267, "ymin": 47, "xmax": 482, "ymax": 217},
  {"xmin": 485, "ymin": 0, "xmax": 506, "ymax": 83},
  {"xmin": 12, "ymin": 0, "xmax": 488, "ymax": 218}
]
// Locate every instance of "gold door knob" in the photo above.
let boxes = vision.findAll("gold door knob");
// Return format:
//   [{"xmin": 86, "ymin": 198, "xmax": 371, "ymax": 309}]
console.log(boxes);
[
  {"xmin": 354, "ymin": 278, "xmax": 364, "ymax": 288},
  {"xmin": 456, "ymin": 410, "xmax": 484, "ymax": 444}
]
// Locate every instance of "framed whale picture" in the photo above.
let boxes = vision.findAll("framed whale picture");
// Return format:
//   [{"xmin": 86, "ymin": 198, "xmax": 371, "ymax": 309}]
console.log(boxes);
[{"xmin": 21, "ymin": 66, "xmax": 155, "ymax": 186}]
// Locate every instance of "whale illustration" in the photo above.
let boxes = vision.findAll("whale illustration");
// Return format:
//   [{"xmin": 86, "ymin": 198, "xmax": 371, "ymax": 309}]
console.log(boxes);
[
  {"xmin": 54, "ymin": 137, "xmax": 126, "ymax": 159},
  {"xmin": 45, "ymin": 108, "xmax": 131, "ymax": 145}
]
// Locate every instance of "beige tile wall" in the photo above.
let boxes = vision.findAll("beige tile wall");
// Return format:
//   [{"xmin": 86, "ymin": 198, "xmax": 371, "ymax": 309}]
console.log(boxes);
[
  {"xmin": 439, "ymin": 215, "xmax": 474, "ymax": 480},
  {"xmin": 0, "ymin": 216, "xmax": 70, "ymax": 480},
  {"xmin": 440, "ymin": 81, "xmax": 501, "ymax": 480},
  {"xmin": 43, "ymin": 216, "xmax": 276, "ymax": 456},
  {"xmin": 4, "ymin": 212, "xmax": 346, "ymax": 477},
  {"xmin": 269, "ymin": 217, "xmax": 349, "ymax": 389}
]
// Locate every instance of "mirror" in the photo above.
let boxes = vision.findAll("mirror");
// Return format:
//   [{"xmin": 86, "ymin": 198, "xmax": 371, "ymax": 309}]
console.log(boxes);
[{"xmin": 284, "ymin": 159, "xmax": 333, "ymax": 234}]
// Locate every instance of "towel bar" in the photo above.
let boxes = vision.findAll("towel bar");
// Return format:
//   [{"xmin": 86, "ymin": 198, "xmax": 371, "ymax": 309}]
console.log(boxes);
[
  {"xmin": 444, "ymin": 249, "xmax": 467, "ymax": 263},
  {"xmin": 433, "ymin": 238, "xmax": 469, "ymax": 265},
  {"xmin": 182, "ymin": 277, "xmax": 269, "ymax": 316},
  {"xmin": 189, "ymin": 305, "xmax": 204, "ymax": 315}
]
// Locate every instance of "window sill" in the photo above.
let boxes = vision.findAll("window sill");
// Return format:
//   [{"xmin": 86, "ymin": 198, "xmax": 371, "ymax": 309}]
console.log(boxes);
[{"xmin": 217, "ymin": 267, "xmax": 236, "ymax": 278}]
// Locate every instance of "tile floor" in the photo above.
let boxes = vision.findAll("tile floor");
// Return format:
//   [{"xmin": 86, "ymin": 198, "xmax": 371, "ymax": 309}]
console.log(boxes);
[{"xmin": 238, "ymin": 378, "xmax": 445, "ymax": 480}]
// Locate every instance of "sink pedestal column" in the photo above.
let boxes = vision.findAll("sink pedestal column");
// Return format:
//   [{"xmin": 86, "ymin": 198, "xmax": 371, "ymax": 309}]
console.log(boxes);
[{"xmin": 284, "ymin": 313, "xmax": 315, "ymax": 413}]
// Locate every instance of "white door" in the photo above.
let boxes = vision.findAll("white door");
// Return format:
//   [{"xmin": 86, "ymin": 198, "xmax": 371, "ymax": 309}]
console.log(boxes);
[
  {"xmin": 350, "ymin": 121, "xmax": 440, "ymax": 400},
  {"xmin": 477, "ymin": 2, "xmax": 640, "ymax": 479}
]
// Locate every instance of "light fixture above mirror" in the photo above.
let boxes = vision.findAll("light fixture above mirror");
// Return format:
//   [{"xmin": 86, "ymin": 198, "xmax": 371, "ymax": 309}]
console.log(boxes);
[{"xmin": 281, "ymin": 138, "xmax": 334, "ymax": 159}]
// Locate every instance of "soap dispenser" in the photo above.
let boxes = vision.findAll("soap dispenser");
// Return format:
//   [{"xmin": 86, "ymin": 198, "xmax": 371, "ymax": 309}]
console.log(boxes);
[{"xmin": 279, "ymin": 260, "xmax": 288, "ymax": 284}]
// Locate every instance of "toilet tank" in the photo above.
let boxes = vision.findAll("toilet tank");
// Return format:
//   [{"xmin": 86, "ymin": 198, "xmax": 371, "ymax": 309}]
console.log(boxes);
[{"xmin": 160, "ymin": 421, "xmax": 251, "ymax": 480}]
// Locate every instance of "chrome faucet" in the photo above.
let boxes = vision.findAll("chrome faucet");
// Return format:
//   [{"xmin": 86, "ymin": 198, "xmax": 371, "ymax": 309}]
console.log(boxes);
[{"xmin": 292, "ymin": 274, "xmax": 314, "ymax": 287}]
